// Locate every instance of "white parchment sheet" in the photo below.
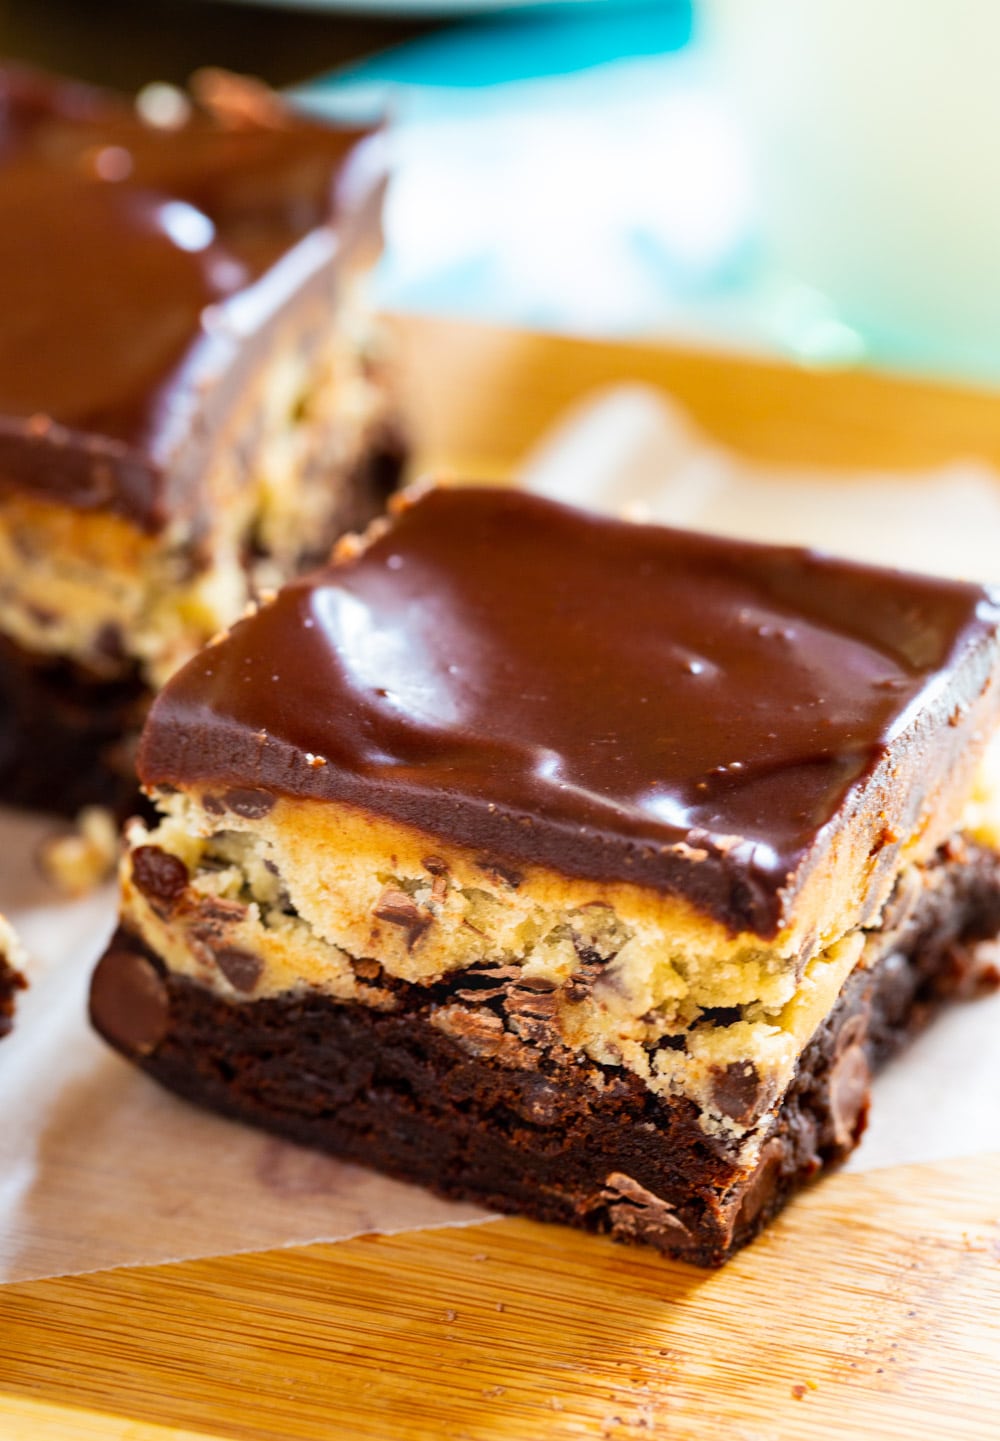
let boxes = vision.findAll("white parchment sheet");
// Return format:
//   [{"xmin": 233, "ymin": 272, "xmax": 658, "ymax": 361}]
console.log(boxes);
[{"xmin": 2, "ymin": 385, "xmax": 999, "ymax": 1283}]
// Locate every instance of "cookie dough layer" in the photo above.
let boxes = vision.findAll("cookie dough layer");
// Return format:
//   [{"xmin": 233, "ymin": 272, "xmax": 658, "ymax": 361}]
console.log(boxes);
[
  {"xmin": 91, "ymin": 843, "xmax": 1000, "ymax": 1265},
  {"xmin": 117, "ymin": 787, "xmax": 1000, "ymax": 1141}
]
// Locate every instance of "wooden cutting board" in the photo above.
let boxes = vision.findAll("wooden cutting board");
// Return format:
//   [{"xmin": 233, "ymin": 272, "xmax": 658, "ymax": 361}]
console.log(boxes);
[{"xmin": 1, "ymin": 317, "xmax": 999, "ymax": 1440}]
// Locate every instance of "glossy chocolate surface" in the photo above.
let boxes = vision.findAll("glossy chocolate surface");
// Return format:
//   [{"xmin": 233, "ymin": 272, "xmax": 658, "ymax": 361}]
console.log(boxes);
[
  {"xmin": 141, "ymin": 488, "xmax": 1000, "ymax": 933},
  {"xmin": 0, "ymin": 65, "xmax": 369, "ymax": 528}
]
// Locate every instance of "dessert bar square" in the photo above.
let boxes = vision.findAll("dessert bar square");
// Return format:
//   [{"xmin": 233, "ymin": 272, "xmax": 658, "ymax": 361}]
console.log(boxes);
[
  {"xmin": 90, "ymin": 487, "xmax": 1000, "ymax": 1265},
  {"xmin": 0, "ymin": 65, "xmax": 404, "ymax": 814}
]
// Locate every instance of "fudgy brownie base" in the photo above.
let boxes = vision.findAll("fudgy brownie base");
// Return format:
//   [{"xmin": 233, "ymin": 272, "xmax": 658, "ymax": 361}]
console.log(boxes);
[
  {"xmin": 0, "ymin": 634, "xmax": 147, "ymax": 817},
  {"xmin": 0, "ymin": 436, "xmax": 405, "ymax": 819},
  {"xmin": 90, "ymin": 843, "xmax": 1000, "ymax": 1266}
]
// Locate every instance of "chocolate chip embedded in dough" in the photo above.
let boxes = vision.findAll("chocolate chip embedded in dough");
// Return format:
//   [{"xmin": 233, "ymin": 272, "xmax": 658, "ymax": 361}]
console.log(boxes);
[
  {"xmin": 710, "ymin": 1059, "xmax": 775, "ymax": 1126},
  {"xmin": 474, "ymin": 857, "xmax": 523, "ymax": 890},
  {"xmin": 373, "ymin": 887, "xmax": 432, "ymax": 949},
  {"xmin": 131, "ymin": 845, "xmax": 188, "ymax": 916},
  {"xmin": 829, "ymin": 1044, "xmax": 871, "ymax": 1149},
  {"xmin": 89, "ymin": 945, "xmax": 169, "ymax": 1056},
  {"xmin": 222, "ymin": 787, "xmax": 275, "ymax": 820},
  {"xmin": 215, "ymin": 946, "xmax": 263, "ymax": 994}
]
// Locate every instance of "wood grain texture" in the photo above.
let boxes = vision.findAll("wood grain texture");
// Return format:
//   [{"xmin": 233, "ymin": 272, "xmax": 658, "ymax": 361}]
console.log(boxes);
[
  {"xmin": 0, "ymin": 1155, "xmax": 998, "ymax": 1441},
  {"xmin": 0, "ymin": 1396, "xmax": 214, "ymax": 1441},
  {"xmin": 390, "ymin": 313, "xmax": 1000, "ymax": 479},
  {"xmin": 4, "ymin": 320, "xmax": 1000, "ymax": 1439}
]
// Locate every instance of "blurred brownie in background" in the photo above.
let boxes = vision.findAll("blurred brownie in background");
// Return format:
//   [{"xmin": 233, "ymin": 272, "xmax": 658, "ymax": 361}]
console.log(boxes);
[{"xmin": 0, "ymin": 63, "xmax": 404, "ymax": 815}]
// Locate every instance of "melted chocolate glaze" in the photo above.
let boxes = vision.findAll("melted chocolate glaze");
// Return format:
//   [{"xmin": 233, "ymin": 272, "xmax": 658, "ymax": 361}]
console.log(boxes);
[
  {"xmin": 140, "ymin": 488, "xmax": 1000, "ymax": 934},
  {"xmin": 0, "ymin": 65, "xmax": 372, "ymax": 529}
]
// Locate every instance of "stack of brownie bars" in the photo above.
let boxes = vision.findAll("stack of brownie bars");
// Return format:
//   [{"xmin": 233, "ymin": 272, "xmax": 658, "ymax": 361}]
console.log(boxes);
[{"xmin": 5, "ymin": 65, "xmax": 1000, "ymax": 1265}]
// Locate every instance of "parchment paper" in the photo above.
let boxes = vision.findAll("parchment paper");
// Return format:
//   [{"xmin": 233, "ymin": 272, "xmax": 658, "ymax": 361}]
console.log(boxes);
[{"xmin": 2, "ymin": 384, "xmax": 999, "ymax": 1284}]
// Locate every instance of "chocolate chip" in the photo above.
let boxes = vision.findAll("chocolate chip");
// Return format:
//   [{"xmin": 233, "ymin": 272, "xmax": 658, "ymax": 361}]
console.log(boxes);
[
  {"xmin": 833, "ymin": 1013, "xmax": 867, "ymax": 1058},
  {"xmin": 564, "ymin": 974, "xmax": 592, "ymax": 1003},
  {"xmin": 203, "ymin": 794, "xmax": 226, "ymax": 816},
  {"xmin": 94, "ymin": 622, "xmax": 126, "ymax": 663},
  {"xmin": 696, "ymin": 1005, "xmax": 742, "ymax": 1028},
  {"xmin": 731, "ymin": 1137, "xmax": 786, "ymax": 1233},
  {"xmin": 89, "ymin": 945, "xmax": 169, "ymax": 1056},
  {"xmin": 422, "ymin": 855, "xmax": 448, "ymax": 876},
  {"xmin": 829, "ymin": 1044, "xmax": 871, "ymax": 1149},
  {"xmin": 710, "ymin": 1060, "xmax": 775, "ymax": 1126},
  {"xmin": 373, "ymin": 887, "xmax": 432, "ymax": 949},
  {"xmin": 599, "ymin": 1172, "xmax": 690, "ymax": 1243},
  {"xmin": 222, "ymin": 787, "xmax": 274, "ymax": 820},
  {"xmin": 131, "ymin": 845, "xmax": 188, "ymax": 916},
  {"xmin": 511, "ymin": 1075, "xmax": 563, "ymax": 1125},
  {"xmin": 196, "ymin": 896, "xmax": 248, "ymax": 925},
  {"xmin": 474, "ymin": 858, "xmax": 523, "ymax": 889},
  {"xmin": 432, "ymin": 1004, "xmax": 505, "ymax": 1057},
  {"xmin": 215, "ymin": 947, "xmax": 263, "ymax": 993}
]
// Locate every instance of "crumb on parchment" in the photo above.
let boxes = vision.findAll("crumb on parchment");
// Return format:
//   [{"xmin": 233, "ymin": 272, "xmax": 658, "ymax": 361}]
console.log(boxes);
[{"xmin": 38, "ymin": 806, "xmax": 120, "ymax": 895}]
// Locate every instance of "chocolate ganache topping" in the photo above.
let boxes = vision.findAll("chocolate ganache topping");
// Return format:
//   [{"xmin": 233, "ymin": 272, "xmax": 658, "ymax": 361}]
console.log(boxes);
[
  {"xmin": 140, "ymin": 488, "xmax": 1000, "ymax": 935},
  {"xmin": 0, "ymin": 65, "xmax": 371, "ymax": 529}
]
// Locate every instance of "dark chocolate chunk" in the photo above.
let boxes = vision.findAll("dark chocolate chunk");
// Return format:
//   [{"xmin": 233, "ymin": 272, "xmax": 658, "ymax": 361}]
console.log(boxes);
[
  {"xmin": 710, "ymin": 1060, "xmax": 775, "ymax": 1126},
  {"xmin": 372, "ymin": 888, "xmax": 432, "ymax": 949},
  {"xmin": 222, "ymin": 788, "xmax": 275, "ymax": 820},
  {"xmin": 89, "ymin": 945, "xmax": 169, "ymax": 1056},
  {"xmin": 131, "ymin": 845, "xmax": 189, "ymax": 916},
  {"xmin": 828, "ymin": 1044, "xmax": 871, "ymax": 1147},
  {"xmin": 474, "ymin": 858, "xmax": 523, "ymax": 890},
  {"xmin": 215, "ymin": 946, "xmax": 263, "ymax": 994}
]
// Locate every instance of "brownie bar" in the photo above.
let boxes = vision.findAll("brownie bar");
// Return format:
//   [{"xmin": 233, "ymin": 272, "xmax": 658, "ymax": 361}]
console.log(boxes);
[
  {"xmin": 0, "ymin": 65, "xmax": 404, "ymax": 814},
  {"xmin": 89, "ymin": 487, "xmax": 1000, "ymax": 1263},
  {"xmin": 91, "ymin": 839, "xmax": 1000, "ymax": 1264},
  {"xmin": 0, "ymin": 438, "xmax": 403, "ymax": 818}
]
